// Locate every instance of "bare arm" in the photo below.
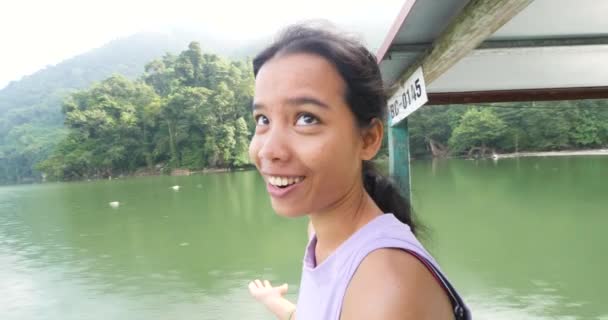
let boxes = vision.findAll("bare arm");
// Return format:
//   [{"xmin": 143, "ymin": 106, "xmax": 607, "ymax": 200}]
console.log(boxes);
[{"xmin": 340, "ymin": 248, "xmax": 454, "ymax": 320}]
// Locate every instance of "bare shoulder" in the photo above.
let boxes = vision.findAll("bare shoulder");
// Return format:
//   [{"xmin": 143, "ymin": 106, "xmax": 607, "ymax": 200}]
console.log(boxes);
[{"xmin": 340, "ymin": 248, "xmax": 454, "ymax": 320}]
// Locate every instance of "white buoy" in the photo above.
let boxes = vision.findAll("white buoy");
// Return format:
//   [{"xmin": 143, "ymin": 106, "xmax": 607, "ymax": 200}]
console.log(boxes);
[
  {"xmin": 109, "ymin": 201, "xmax": 120, "ymax": 208},
  {"xmin": 171, "ymin": 185, "xmax": 180, "ymax": 191}
]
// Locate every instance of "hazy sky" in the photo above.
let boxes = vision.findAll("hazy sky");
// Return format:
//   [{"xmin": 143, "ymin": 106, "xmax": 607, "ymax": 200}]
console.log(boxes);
[{"xmin": 0, "ymin": 0, "xmax": 404, "ymax": 89}]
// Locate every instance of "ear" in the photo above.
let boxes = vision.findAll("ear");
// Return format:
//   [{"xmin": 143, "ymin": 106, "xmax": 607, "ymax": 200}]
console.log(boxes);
[{"xmin": 360, "ymin": 118, "xmax": 384, "ymax": 161}]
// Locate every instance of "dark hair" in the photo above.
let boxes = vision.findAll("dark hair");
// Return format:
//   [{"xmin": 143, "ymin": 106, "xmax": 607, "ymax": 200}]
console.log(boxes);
[{"xmin": 252, "ymin": 22, "xmax": 418, "ymax": 235}]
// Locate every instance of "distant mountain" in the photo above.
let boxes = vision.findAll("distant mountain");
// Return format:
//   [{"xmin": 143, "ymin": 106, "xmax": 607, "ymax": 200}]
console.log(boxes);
[
  {"xmin": 0, "ymin": 30, "xmax": 257, "ymax": 114},
  {"xmin": 0, "ymin": 23, "xmax": 389, "ymax": 184},
  {"xmin": 0, "ymin": 30, "xmax": 261, "ymax": 184}
]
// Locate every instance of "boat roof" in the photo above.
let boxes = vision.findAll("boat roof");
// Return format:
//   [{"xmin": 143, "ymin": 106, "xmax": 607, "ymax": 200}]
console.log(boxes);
[{"xmin": 377, "ymin": 0, "xmax": 608, "ymax": 104}]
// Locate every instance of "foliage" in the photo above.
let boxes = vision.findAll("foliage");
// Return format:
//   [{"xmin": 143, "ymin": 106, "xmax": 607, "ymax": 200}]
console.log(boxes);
[
  {"xmin": 36, "ymin": 42, "xmax": 254, "ymax": 181},
  {"xmin": 3, "ymin": 32, "xmax": 608, "ymax": 183},
  {"xmin": 0, "ymin": 31, "xmax": 259, "ymax": 184},
  {"xmin": 408, "ymin": 100, "xmax": 608, "ymax": 158},
  {"xmin": 448, "ymin": 108, "xmax": 507, "ymax": 154}
]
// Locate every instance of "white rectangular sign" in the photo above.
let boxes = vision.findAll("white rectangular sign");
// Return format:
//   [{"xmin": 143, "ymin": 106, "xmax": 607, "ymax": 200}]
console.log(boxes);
[{"xmin": 387, "ymin": 66, "xmax": 428, "ymax": 126}]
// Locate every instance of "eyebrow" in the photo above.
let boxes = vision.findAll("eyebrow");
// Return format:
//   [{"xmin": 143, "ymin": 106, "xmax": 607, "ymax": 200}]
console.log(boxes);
[{"xmin": 252, "ymin": 96, "xmax": 330, "ymax": 110}]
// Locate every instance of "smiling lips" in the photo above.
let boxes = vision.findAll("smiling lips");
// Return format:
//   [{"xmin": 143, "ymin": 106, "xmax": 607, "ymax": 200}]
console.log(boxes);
[
  {"xmin": 267, "ymin": 176, "xmax": 304, "ymax": 187},
  {"xmin": 265, "ymin": 175, "xmax": 305, "ymax": 198}
]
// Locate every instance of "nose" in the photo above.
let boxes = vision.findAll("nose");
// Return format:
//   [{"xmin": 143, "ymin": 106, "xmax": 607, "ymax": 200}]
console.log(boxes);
[{"xmin": 257, "ymin": 126, "xmax": 290, "ymax": 163}]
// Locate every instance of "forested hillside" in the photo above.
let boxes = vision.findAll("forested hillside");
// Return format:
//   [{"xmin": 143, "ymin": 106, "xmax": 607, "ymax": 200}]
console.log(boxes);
[
  {"xmin": 2, "ymin": 27, "xmax": 606, "ymax": 184},
  {"xmin": 0, "ymin": 31, "xmax": 257, "ymax": 183},
  {"xmin": 37, "ymin": 42, "xmax": 254, "ymax": 181}
]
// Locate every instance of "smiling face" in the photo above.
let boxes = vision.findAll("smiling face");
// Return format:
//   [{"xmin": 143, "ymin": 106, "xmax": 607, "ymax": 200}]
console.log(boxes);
[{"xmin": 249, "ymin": 53, "xmax": 380, "ymax": 217}]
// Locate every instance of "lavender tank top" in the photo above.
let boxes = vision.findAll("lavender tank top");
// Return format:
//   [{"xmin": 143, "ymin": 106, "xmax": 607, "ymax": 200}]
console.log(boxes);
[{"xmin": 294, "ymin": 213, "xmax": 470, "ymax": 320}]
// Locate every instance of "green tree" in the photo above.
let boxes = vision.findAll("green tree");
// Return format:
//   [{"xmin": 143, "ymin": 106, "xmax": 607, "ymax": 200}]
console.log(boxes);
[
  {"xmin": 448, "ymin": 108, "xmax": 507, "ymax": 156},
  {"xmin": 409, "ymin": 105, "xmax": 467, "ymax": 157},
  {"xmin": 567, "ymin": 104, "xmax": 604, "ymax": 147},
  {"xmin": 233, "ymin": 117, "xmax": 250, "ymax": 167},
  {"xmin": 39, "ymin": 75, "xmax": 159, "ymax": 179},
  {"xmin": 160, "ymin": 86, "xmax": 212, "ymax": 167},
  {"xmin": 143, "ymin": 54, "xmax": 179, "ymax": 96}
]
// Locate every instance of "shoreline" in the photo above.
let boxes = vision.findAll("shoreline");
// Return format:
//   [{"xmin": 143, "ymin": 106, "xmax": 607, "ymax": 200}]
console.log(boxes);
[
  {"xmin": 493, "ymin": 149, "xmax": 608, "ymax": 159},
  {"xmin": 3, "ymin": 165, "xmax": 259, "ymax": 186}
]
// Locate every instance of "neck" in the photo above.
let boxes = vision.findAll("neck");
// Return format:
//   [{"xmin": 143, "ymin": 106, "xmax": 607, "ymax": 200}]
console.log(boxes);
[{"xmin": 309, "ymin": 180, "xmax": 382, "ymax": 265}]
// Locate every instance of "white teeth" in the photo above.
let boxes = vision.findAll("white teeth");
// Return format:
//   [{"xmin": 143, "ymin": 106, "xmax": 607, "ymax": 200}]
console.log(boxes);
[{"xmin": 268, "ymin": 176, "xmax": 304, "ymax": 187}]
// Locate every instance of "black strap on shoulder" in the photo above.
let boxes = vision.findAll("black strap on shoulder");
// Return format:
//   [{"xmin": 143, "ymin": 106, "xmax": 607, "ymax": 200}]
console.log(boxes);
[
  {"xmin": 424, "ymin": 260, "xmax": 471, "ymax": 320},
  {"xmin": 405, "ymin": 250, "xmax": 471, "ymax": 320}
]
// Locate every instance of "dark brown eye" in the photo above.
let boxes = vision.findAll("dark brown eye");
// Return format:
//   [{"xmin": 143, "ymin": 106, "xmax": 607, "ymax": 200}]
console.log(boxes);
[
  {"xmin": 255, "ymin": 115, "xmax": 269, "ymax": 126},
  {"xmin": 295, "ymin": 113, "xmax": 319, "ymax": 126}
]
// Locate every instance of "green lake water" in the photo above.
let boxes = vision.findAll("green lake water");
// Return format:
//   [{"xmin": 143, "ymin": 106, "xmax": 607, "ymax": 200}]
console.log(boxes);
[{"xmin": 0, "ymin": 156, "xmax": 606, "ymax": 319}]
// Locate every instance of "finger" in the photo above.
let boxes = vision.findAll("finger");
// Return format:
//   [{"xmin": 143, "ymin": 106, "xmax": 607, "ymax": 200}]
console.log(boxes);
[
  {"xmin": 264, "ymin": 280, "xmax": 271, "ymax": 288},
  {"xmin": 255, "ymin": 279, "xmax": 263, "ymax": 288},
  {"xmin": 248, "ymin": 281, "xmax": 257, "ymax": 292},
  {"xmin": 279, "ymin": 283, "xmax": 288, "ymax": 294}
]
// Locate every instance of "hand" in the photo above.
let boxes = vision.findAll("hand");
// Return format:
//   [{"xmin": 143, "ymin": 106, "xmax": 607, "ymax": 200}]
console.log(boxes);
[{"xmin": 248, "ymin": 279, "xmax": 289, "ymax": 305}]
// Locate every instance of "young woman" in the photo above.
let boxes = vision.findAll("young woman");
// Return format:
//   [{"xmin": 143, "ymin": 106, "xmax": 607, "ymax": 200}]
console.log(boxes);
[{"xmin": 247, "ymin": 24, "xmax": 470, "ymax": 320}]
